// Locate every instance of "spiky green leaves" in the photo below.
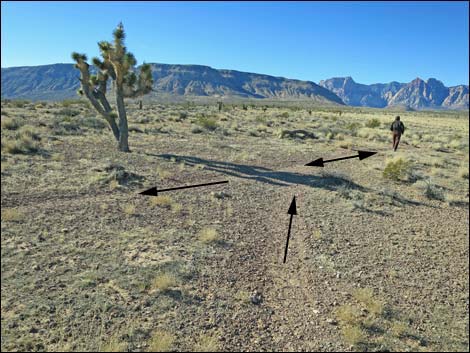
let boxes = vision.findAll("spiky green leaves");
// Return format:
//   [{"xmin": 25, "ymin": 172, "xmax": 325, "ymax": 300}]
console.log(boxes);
[
  {"xmin": 138, "ymin": 63, "xmax": 153, "ymax": 93},
  {"xmin": 92, "ymin": 57, "xmax": 105, "ymax": 70},
  {"xmin": 71, "ymin": 52, "xmax": 87, "ymax": 63},
  {"xmin": 113, "ymin": 22, "xmax": 125, "ymax": 41}
]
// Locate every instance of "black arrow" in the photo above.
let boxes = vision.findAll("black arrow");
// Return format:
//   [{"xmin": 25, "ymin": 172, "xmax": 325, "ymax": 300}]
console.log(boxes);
[
  {"xmin": 283, "ymin": 196, "xmax": 298, "ymax": 264},
  {"xmin": 139, "ymin": 180, "xmax": 229, "ymax": 196},
  {"xmin": 305, "ymin": 150, "xmax": 377, "ymax": 167}
]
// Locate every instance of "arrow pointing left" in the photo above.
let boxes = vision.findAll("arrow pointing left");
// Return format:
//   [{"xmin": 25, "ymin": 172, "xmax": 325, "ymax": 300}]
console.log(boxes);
[{"xmin": 139, "ymin": 180, "xmax": 229, "ymax": 196}]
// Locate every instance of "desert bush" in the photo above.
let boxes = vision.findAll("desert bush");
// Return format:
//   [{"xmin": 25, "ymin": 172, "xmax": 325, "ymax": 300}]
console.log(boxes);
[
  {"xmin": 61, "ymin": 99, "xmax": 90, "ymax": 108},
  {"xmin": 195, "ymin": 116, "xmax": 218, "ymax": 131},
  {"xmin": 365, "ymin": 118, "xmax": 381, "ymax": 128},
  {"xmin": 279, "ymin": 111, "xmax": 289, "ymax": 119},
  {"xmin": 147, "ymin": 331, "xmax": 175, "ymax": 352},
  {"xmin": 11, "ymin": 99, "xmax": 30, "ymax": 108},
  {"xmin": 152, "ymin": 273, "xmax": 178, "ymax": 292},
  {"xmin": 56, "ymin": 108, "xmax": 81, "ymax": 117},
  {"xmin": 1, "ymin": 117, "xmax": 22, "ymax": 130},
  {"xmin": 353, "ymin": 288, "xmax": 384, "ymax": 316},
  {"xmin": 199, "ymin": 227, "xmax": 220, "ymax": 243},
  {"xmin": 194, "ymin": 334, "xmax": 219, "ymax": 352},
  {"xmin": 341, "ymin": 325, "xmax": 365, "ymax": 347},
  {"xmin": 415, "ymin": 179, "xmax": 445, "ymax": 201},
  {"xmin": 149, "ymin": 195, "xmax": 173, "ymax": 209},
  {"xmin": 1, "ymin": 208, "xmax": 24, "ymax": 222},
  {"xmin": 179, "ymin": 111, "xmax": 188, "ymax": 120},
  {"xmin": 81, "ymin": 117, "xmax": 107, "ymax": 130},
  {"xmin": 383, "ymin": 156, "xmax": 413, "ymax": 181},
  {"xmin": 458, "ymin": 166, "xmax": 469, "ymax": 179},
  {"xmin": 2, "ymin": 136, "xmax": 39, "ymax": 154},
  {"xmin": 16, "ymin": 125, "xmax": 41, "ymax": 141}
]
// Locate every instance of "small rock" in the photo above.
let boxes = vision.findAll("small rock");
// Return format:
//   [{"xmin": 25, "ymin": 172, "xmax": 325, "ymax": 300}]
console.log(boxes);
[
  {"xmin": 326, "ymin": 318, "xmax": 338, "ymax": 326},
  {"xmin": 250, "ymin": 290, "xmax": 262, "ymax": 305}
]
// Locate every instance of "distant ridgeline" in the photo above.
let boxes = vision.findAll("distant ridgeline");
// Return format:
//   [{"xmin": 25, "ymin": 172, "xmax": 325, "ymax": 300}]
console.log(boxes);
[
  {"xmin": 319, "ymin": 76, "xmax": 469, "ymax": 110},
  {"xmin": 0, "ymin": 63, "xmax": 343, "ymax": 105},
  {"xmin": 1, "ymin": 63, "xmax": 468, "ymax": 110}
]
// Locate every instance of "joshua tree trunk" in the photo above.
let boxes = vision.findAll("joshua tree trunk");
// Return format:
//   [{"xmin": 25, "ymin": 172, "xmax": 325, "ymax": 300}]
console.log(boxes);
[
  {"xmin": 139, "ymin": 100, "xmax": 143, "ymax": 110},
  {"xmin": 116, "ymin": 86, "xmax": 130, "ymax": 152}
]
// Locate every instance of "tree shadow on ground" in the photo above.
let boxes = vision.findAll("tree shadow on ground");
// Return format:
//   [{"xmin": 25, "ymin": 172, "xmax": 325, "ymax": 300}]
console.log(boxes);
[{"xmin": 154, "ymin": 153, "xmax": 369, "ymax": 193}]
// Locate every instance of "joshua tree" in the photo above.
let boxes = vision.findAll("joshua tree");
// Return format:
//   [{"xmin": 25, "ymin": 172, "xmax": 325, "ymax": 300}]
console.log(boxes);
[{"xmin": 71, "ymin": 23, "xmax": 153, "ymax": 152}]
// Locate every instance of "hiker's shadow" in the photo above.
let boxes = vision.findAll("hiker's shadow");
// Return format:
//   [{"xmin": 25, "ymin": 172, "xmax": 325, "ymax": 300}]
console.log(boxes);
[{"xmin": 155, "ymin": 153, "xmax": 368, "ymax": 193}]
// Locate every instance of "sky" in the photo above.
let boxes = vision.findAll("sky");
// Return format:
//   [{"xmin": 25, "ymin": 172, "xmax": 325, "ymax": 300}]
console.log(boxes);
[{"xmin": 1, "ymin": 1, "xmax": 469, "ymax": 86}]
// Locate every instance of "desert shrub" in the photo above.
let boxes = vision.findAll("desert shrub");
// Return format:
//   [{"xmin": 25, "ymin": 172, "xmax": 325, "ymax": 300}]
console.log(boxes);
[
  {"xmin": 353, "ymin": 288, "xmax": 384, "ymax": 316},
  {"xmin": 336, "ymin": 305, "xmax": 362, "ymax": 326},
  {"xmin": 81, "ymin": 117, "xmax": 107, "ymax": 130},
  {"xmin": 383, "ymin": 156, "xmax": 413, "ymax": 181},
  {"xmin": 2, "ymin": 136, "xmax": 39, "ymax": 154},
  {"xmin": 415, "ymin": 179, "xmax": 445, "ymax": 201},
  {"xmin": 357, "ymin": 127, "xmax": 379, "ymax": 140},
  {"xmin": 61, "ymin": 99, "xmax": 90, "ymax": 108},
  {"xmin": 11, "ymin": 99, "xmax": 30, "ymax": 108},
  {"xmin": 365, "ymin": 118, "xmax": 381, "ymax": 128},
  {"xmin": 16, "ymin": 125, "xmax": 41, "ymax": 141},
  {"xmin": 152, "ymin": 273, "xmax": 178, "ymax": 292},
  {"xmin": 57, "ymin": 108, "xmax": 81, "ymax": 117},
  {"xmin": 341, "ymin": 325, "xmax": 365, "ymax": 347},
  {"xmin": 191, "ymin": 126, "xmax": 204, "ymax": 134},
  {"xmin": 194, "ymin": 334, "xmax": 219, "ymax": 352},
  {"xmin": 279, "ymin": 112, "xmax": 289, "ymax": 119},
  {"xmin": 147, "ymin": 331, "xmax": 175, "ymax": 352},
  {"xmin": 1, "ymin": 208, "xmax": 24, "ymax": 222},
  {"xmin": 179, "ymin": 111, "xmax": 188, "ymax": 120},
  {"xmin": 149, "ymin": 195, "xmax": 173, "ymax": 208},
  {"xmin": 458, "ymin": 166, "xmax": 469, "ymax": 179},
  {"xmin": 195, "ymin": 116, "xmax": 218, "ymax": 131},
  {"xmin": 1, "ymin": 117, "xmax": 22, "ymax": 130},
  {"xmin": 199, "ymin": 227, "xmax": 220, "ymax": 243}
]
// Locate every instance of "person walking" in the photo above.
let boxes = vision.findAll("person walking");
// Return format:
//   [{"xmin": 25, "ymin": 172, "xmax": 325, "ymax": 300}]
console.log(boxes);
[{"xmin": 390, "ymin": 116, "xmax": 405, "ymax": 151}]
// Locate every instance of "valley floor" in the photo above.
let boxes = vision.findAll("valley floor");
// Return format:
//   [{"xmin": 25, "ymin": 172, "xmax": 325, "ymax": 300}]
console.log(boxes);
[{"xmin": 1, "ymin": 101, "xmax": 469, "ymax": 351}]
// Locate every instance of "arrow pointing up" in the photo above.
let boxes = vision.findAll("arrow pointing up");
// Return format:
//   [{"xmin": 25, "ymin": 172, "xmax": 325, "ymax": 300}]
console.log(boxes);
[
  {"xmin": 287, "ymin": 196, "xmax": 297, "ymax": 215},
  {"xmin": 305, "ymin": 150, "xmax": 377, "ymax": 167},
  {"xmin": 284, "ymin": 196, "xmax": 298, "ymax": 263}
]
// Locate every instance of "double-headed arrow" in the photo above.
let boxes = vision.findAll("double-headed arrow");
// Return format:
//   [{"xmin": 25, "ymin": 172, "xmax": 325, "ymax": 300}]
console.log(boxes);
[
  {"xmin": 139, "ymin": 180, "xmax": 229, "ymax": 196},
  {"xmin": 305, "ymin": 150, "xmax": 377, "ymax": 167},
  {"xmin": 283, "ymin": 196, "xmax": 298, "ymax": 264}
]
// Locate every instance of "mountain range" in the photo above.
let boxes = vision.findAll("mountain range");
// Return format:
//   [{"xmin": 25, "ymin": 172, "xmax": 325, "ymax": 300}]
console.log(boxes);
[
  {"xmin": 1, "ymin": 63, "xmax": 468, "ymax": 110},
  {"xmin": 0, "ymin": 63, "xmax": 343, "ymax": 105},
  {"xmin": 319, "ymin": 76, "xmax": 468, "ymax": 110}
]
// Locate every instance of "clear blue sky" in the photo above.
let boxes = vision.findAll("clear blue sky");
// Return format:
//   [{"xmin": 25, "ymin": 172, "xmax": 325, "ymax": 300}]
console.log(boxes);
[{"xmin": 1, "ymin": 1, "xmax": 468, "ymax": 86}]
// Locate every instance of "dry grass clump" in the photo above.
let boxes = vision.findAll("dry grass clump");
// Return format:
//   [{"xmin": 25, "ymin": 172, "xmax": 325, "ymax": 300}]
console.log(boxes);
[
  {"xmin": 149, "ymin": 195, "xmax": 174, "ymax": 208},
  {"xmin": 353, "ymin": 288, "xmax": 384, "ymax": 316},
  {"xmin": 198, "ymin": 227, "xmax": 220, "ymax": 243},
  {"xmin": 2, "ymin": 134, "xmax": 39, "ymax": 154},
  {"xmin": 1, "ymin": 117, "xmax": 22, "ymax": 130},
  {"xmin": 336, "ymin": 304, "xmax": 362, "ymax": 326},
  {"xmin": 122, "ymin": 203, "xmax": 137, "ymax": 215},
  {"xmin": 341, "ymin": 325, "xmax": 366, "ymax": 346},
  {"xmin": 458, "ymin": 166, "xmax": 469, "ymax": 179},
  {"xmin": 99, "ymin": 335, "xmax": 127, "ymax": 352},
  {"xmin": 147, "ymin": 330, "xmax": 175, "ymax": 352},
  {"xmin": 193, "ymin": 334, "xmax": 219, "ymax": 352},
  {"xmin": 415, "ymin": 179, "xmax": 445, "ymax": 201},
  {"xmin": 1, "ymin": 208, "xmax": 24, "ymax": 222},
  {"xmin": 151, "ymin": 272, "xmax": 178, "ymax": 292},
  {"xmin": 383, "ymin": 156, "xmax": 413, "ymax": 181}
]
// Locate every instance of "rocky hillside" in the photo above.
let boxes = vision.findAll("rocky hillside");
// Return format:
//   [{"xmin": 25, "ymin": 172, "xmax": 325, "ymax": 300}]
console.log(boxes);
[
  {"xmin": 319, "ymin": 77, "xmax": 468, "ymax": 110},
  {"xmin": 1, "ymin": 63, "xmax": 344, "ymax": 105}
]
